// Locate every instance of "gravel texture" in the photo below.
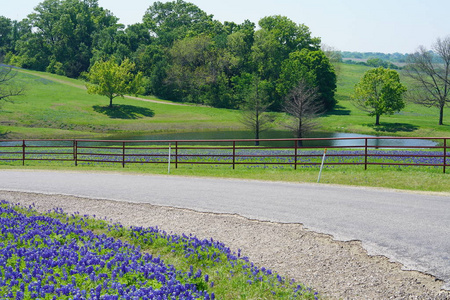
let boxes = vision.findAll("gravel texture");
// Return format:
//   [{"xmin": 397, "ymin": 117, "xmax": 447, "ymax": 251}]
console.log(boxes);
[{"xmin": 1, "ymin": 190, "xmax": 449, "ymax": 300}]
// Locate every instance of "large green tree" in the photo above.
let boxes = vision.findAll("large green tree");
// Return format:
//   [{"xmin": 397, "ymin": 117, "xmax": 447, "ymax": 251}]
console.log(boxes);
[
  {"xmin": 252, "ymin": 15, "xmax": 320, "ymax": 81},
  {"xmin": 85, "ymin": 58, "xmax": 142, "ymax": 108},
  {"xmin": 14, "ymin": 0, "xmax": 118, "ymax": 77},
  {"xmin": 353, "ymin": 67, "xmax": 407, "ymax": 125},
  {"xmin": 143, "ymin": 0, "xmax": 222, "ymax": 47},
  {"xmin": 278, "ymin": 49, "xmax": 336, "ymax": 111},
  {"xmin": 251, "ymin": 16, "xmax": 334, "ymax": 111},
  {"xmin": 0, "ymin": 17, "xmax": 14, "ymax": 60}
]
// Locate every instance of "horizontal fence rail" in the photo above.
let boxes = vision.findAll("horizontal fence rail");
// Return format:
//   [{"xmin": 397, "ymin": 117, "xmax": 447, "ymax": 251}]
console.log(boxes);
[{"xmin": 0, "ymin": 137, "xmax": 448, "ymax": 173}]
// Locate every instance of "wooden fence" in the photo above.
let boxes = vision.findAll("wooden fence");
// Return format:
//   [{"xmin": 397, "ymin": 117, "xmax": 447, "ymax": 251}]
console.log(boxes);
[{"xmin": 0, "ymin": 137, "xmax": 448, "ymax": 173}]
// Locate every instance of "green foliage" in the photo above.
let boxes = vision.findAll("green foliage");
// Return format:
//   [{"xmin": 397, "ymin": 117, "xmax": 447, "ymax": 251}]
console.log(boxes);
[
  {"xmin": 142, "ymin": 0, "xmax": 220, "ymax": 47},
  {"xmin": 341, "ymin": 51, "xmax": 408, "ymax": 63},
  {"xmin": 353, "ymin": 67, "xmax": 407, "ymax": 125},
  {"xmin": 279, "ymin": 49, "xmax": 336, "ymax": 111},
  {"xmin": 85, "ymin": 58, "xmax": 143, "ymax": 107},
  {"xmin": 2, "ymin": 0, "xmax": 337, "ymax": 112},
  {"xmin": 366, "ymin": 58, "xmax": 400, "ymax": 69},
  {"xmin": 13, "ymin": 0, "xmax": 118, "ymax": 77}
]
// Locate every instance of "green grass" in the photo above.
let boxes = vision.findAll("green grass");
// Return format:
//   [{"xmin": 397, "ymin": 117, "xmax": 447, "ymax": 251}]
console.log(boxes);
[
  {"xmin": 1, "ymin": 160, "xmax": 448, "ymax": 193},
  {"xmin": 1, "ymin": 64, "xmax": 450, "ymax": 193},
  {"xmin": 1, "ymin": 63, "xmax": 450, "ymax": 139},
  {"xmin": 1, "ymin": 69, "xmax": 246, "ymax": 139},
  {"xmin": 319, "ymin": 64, "xmax": 450, "ymax": 137}
]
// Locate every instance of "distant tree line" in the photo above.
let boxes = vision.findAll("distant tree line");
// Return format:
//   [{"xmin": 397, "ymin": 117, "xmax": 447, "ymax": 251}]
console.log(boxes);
[
  {"xmin": 341, "ymin": 51, "xmax": 409, "ymax": 63},
  {"xmin": 344, "ymin": 58, "xmax": 401, "ymax": 70},
  {"xmin": 0, "ymin": 0, "xmax": 337, "ymax": 112}
]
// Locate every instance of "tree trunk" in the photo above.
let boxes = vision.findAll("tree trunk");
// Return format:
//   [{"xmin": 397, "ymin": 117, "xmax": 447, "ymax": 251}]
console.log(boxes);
[
  {"xmin": 439, "ymin": 104, "xmax": 444, "ymax": 125},
  {"xmin": 296, "ymin": 130, "xmax": 303, "ymax": 147},
  {"xmin": 109, "ymin": 96, "xmax": 113, "ymax": 108},
  {"xmin": 375, "ymin": 114, "xmax": 380, "ymax": 126},
  {"xmin": 255, "ymin": 129, "xmax": 260, "ymax": 146}
]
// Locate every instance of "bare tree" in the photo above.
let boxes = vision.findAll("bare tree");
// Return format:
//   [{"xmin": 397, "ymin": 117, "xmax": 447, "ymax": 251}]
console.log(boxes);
[
  {"xmin": 0, "ymin": 66, "xmax": 24, "ymax": 105},
  {"xmin": 404, "ymin": 36, "xmax": 450, "ymax": 125},
  {"xmin": 321, "ymin": 44, "xmax": 342, "ymax": 75},
  {"xmin": 239, "ymin": 77, "xmax": 273, "ymax": 146},
  {"xmin": 283, "ymin": 79, "xmax": 323, "ymax": 146}
]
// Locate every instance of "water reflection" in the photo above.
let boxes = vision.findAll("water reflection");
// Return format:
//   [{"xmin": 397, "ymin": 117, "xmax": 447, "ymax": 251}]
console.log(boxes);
[{"xmin": 106, "ymin": 131, "xmax": 438, "ymax": 148}]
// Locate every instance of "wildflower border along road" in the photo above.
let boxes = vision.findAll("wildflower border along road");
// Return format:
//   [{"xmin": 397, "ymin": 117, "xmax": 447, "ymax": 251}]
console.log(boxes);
[
  {"xmin": 0, "ymin": 200, "xmax": 318, "ymax": 299},
  {"xmin": 0, "ymin": 170, "xmax": 449, "ymax": 291}
]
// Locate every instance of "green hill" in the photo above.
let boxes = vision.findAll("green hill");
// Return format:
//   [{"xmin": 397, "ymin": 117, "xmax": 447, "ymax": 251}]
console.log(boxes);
[{"xmin": 1, "ymin": 63, "xmax": 449, "ymax": 139}]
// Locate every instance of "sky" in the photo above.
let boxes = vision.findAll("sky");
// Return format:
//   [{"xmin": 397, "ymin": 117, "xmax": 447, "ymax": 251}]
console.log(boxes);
[{"xmin": 2, "ymin": 0, "xmax": 449, "ymax": 54}]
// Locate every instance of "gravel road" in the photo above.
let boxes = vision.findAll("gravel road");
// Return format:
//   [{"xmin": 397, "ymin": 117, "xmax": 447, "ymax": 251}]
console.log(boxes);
[{"xmin": 0, "ymin": 170, "xmax": 449, "ymax": 299}]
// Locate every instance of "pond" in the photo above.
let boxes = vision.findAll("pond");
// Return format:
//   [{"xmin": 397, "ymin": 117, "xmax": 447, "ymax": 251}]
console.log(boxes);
[{"xmin": 105, "ymin": 131, "xmax": 438, "ymax": 148}]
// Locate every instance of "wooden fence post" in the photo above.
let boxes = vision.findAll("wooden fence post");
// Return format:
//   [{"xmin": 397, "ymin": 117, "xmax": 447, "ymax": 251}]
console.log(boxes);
[
  {"xmin": 444, "ymin": 138, "xmax": 447, "ymax": 174},
  {"xmin": 22, "ymin": 140, "xmax": 25, "ymax": 166},
  {"xmin": 294, "ymin": 140, "xmax": 298, "ymax": 170},
  {"xmin": 233, "ymin": 141, "xmax": 236, "ymax": 170},
  {"xmin": 122, "ymin": 142, "xmax": 125, "ymax": 168},
  {"xmin": 364, "ymin": 138, "xmax": 368, "ymax": 170},
  {"xmin": 74, "ymin": 140, "xmax": 78, "ymax": 166},
  {"xmin": 175, "ymin": 141, "xmax": 178, "ymax": 169}
]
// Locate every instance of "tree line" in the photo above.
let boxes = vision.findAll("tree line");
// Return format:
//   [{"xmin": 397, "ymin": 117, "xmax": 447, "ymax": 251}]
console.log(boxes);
[{"xmin": 0, "ymin": 0, "xmax": 336, "ymax": 112}]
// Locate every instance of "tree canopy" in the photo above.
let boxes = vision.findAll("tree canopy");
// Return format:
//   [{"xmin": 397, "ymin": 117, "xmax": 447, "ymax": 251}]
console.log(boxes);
[
  {"xmin": 85, "ymin": 58, "xmax": 142, "ymax": 107},
  {"xmin": 353, "ymin": 67, "xmax": 407, "ymax": 125},
  {"xmin": 1, "ymin": 0, "xmax": 337, "ymax": 112}
]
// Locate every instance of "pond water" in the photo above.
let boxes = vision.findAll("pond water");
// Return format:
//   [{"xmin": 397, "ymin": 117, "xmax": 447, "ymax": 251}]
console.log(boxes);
[{"xmin": 105, "ymin": 131, "xmax": 438, "ymax": 148}]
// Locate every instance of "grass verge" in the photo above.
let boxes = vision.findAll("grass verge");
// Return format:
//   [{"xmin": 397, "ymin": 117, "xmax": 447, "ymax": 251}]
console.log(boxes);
[{"xmin": 1, "ymin": 162, "xmax": 449, "ymax": 193}]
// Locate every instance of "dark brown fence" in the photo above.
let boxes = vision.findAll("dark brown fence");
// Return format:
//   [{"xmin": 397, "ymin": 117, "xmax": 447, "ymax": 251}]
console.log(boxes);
[{"xmin": 0, "ymin": 137, "xmax": 448, "ymax": 173}]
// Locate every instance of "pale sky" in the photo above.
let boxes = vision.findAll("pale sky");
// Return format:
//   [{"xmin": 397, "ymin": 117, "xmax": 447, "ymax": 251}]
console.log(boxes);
[{"xmin": 2, "ymin": 0, "xmax": 449, "ymax": 54}]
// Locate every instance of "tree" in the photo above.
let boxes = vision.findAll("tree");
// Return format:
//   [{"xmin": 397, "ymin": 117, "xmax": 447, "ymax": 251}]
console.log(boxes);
[
  {"xmin": 278, "ymin": 49, "xmax": 336, "ymax": 111},
  {"xmin": 283, "ymin": 80, "xmax": 323, "ymax": 146},
  {"xmin": 353, "ymin": 67, "xmax": 407, "ymax": 126},
  {"xmin": 14, "ymin": 0, "xmax": 118, "ymax": 77},
  {"xmin": 239, "ymin": 75, "xmax": 273, "ymax": 145},
  {"xmin": 0, "ymin": 66, "xmax": 24, "ymax": 105},
  {"xmin": 143, "ymin": 0, "xmax": 220, "ymax": 47},
  {"xmin": 85, "ymin": 58, "xmax": 142, "ymax": 108},
  {"xmin": 321, "ymin": 44, "xmax": 342, "ymax": 75},
  {"xmin": 0, "ymin": 17, "xmax": 14, "ymax": 60},
  {"xmin": 404, "ymin": 36, "xmax": 450, "ymax": 125},
  {"xmin": 251, "ymin": 15, "xmax": 322, "ymax": 111}
]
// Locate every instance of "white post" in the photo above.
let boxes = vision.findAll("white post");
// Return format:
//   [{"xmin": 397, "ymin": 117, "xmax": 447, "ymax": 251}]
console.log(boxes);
[
  {"xmin": 168, "ymin": 143, "xmax": 171, "ymax": 174},
  {"xmin": 317, "ymin": 148, "xmax": 327, "ymax": 183}
]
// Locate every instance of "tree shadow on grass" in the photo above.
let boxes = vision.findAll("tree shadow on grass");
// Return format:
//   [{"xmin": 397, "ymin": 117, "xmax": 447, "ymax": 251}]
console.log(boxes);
[
  {"xmin": 364, "ymin": 122, "xmax": 419, "ymax": 133},
  {"xmin": 323, "ymin": 105, "xmax": 351, "ymax": 116},
  {"xmin": 0, "ymin": 131, "xmax": 10, "ymax": 138},
  {"xmin": 93, "ymin": 104, "xmax": 155, "ymax": 119}
]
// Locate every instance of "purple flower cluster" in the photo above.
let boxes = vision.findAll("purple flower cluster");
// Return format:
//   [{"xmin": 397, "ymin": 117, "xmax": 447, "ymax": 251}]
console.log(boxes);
[
  {"xmin": 0, "ymin": 201, "xmax": 319, "ymax": 299},
  {"xmin": 0, "ymin": 201, "xmax": 213, "ymax": 299}
]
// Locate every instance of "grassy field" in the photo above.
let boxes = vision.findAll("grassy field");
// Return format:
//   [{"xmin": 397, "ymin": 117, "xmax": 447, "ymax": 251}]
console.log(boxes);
[
  {"xmin": 1, "ymin": 63, "xmax": 450, "ymax": 139},
  {"xmin": 0, "ymin": 69, "xmax": 245, "ymax": 139},
  {"xmin": 1, "ymin": 64, "xmax": 449, "ymax": 193},
  {"xmin": 320, "ymin": 64, "xmax": 450, "ymax": 137}
]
